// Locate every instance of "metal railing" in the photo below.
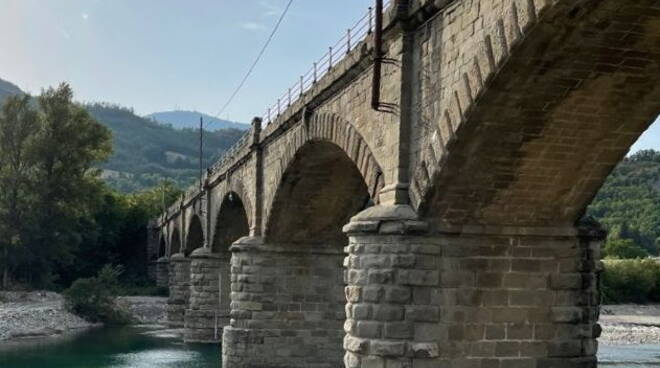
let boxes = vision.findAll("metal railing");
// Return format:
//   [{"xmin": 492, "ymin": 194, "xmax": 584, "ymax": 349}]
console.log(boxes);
[
  {"xmin": 158, "ymin": 1, "xmax": 393, "ymax": 221},
  {"xmin": 263, "ymin": 1, "xmax": 391, "ymax": 124}
]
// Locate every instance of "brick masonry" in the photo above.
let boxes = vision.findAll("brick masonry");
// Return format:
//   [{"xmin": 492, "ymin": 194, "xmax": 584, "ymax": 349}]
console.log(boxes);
[
  {"xmin": 167, "ymin": 253, "xmax": 191, "ymax": 328},
  {"xmin": 184, "ymin": 247, "xmax": 230, "ymax": 343}
]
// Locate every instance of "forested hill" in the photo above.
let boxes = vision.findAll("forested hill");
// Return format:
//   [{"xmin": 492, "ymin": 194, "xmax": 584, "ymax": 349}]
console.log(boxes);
[
  {"xmin": 85, "ymin": 103, "xmax": 244, "ymax": 192},
  {"xmin": 588, "ymin": 149, "xmax": 660, "ymax": 256},
  {"xmin": 0, "ymin": 78, "xmax": 23, "ymax": 101},
  {"xmin": 146, "ymin": 110, "xmax": 248, "ymax": 131}
]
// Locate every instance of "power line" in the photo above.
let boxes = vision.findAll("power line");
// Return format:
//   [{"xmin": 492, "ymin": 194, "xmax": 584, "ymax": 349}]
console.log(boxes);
[{"xmin": 215, "ymin": 0, "xmax": 294, "ymax": 119}]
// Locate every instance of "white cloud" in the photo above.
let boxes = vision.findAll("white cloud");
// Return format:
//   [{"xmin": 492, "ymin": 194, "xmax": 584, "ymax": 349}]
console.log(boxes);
[
  {"xmin": 81, "ymin": 13, "xmax": 89, "ymax": 21},
  {"xmin": 240, "ymin": 22, "xmax": 265, "ymax": 31},
  {"xmin": 259, "ymin": 0, "xmax": 282, "ymax": 17}
]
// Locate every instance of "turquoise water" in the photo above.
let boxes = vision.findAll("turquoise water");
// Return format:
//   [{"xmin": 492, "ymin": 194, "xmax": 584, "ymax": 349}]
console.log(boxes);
[
  {"xmin": 0, "ymin": 326, "xmax": 219, "ymax": 368},
  {"xmin": 0, "ymin": 326, "xmax": 657, "ymax": 368},
  {"xmin": 600, "ymin": 344, "xmax": 660, "ymax": 367}
]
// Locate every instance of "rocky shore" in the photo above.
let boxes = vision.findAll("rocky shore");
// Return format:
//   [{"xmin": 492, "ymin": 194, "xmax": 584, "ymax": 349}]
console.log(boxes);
[
  {"xmin": 2, "ymin": 292, "xmax": 660, "ymax": 345},
  {"xmin": 0, "ymin": 291, "xmax": 167, "ymax": 341},
  {"xmin": 600, "ymin": 304, "xmax": 660, "ymax": 345}
]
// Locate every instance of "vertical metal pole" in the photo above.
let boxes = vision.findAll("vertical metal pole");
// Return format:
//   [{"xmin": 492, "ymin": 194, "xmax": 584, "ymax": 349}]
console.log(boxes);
[
  {"xmin": 313, "ymin": 62, "xmax": 318, "ymax": 82},
  {"xmin": 199, "ymin": 116, "xmax": 203, "ymax": 190},
  {"xmin": 347, "ymin": 29, "xmax": 352, "ymax": 53},
  {"xmin": 329, "ymin": 47, "xmax": 333, "ymax": 69},
  {"xmin": 288, "ymin": 87, "xmax": 292, "ymax": 106},
  {"xmin": 368, "ymin": 6, "xmax": 373, "ymax": 34},
  {"xmin": 300, "ymin": 75, "xmax": 304, "ymax": 96}
]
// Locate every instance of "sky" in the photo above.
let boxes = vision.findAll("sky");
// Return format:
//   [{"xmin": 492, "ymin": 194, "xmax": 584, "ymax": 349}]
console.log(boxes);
[
  {"xmin": 0, "ymin": 0, "xmax": 657, "ymax": 152},
  {"xmin": 0, "ymin": 0, "xmax": 374, "ymax": 123}
]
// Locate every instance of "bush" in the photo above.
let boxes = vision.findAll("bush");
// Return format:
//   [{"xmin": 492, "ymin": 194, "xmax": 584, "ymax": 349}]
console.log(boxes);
[
  {"xmin": 64, "ymin": 264, "xmax": 130, "ymax": 324},
  {"xmin": 602, "ymin": 259, "xmax": 660, "ymax": 304},
  {"xmin": 603, "ymin": 238, "xmax": 649, "ymax": 259}
]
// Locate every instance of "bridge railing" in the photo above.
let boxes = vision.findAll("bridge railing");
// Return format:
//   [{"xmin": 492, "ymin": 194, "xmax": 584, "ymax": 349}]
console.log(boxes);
[
  {"xmin": 154, "ymin": 1, "xmax": 394, "ymax": 225},
  {"xmin": 263, "ymin": 1, "xmax": 391, "ymax": 124}
]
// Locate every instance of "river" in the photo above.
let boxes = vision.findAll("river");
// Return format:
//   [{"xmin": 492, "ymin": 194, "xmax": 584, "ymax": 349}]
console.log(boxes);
[{"xmin": 0, "ymin": 326, "xmax": 657, "ymax": 368}]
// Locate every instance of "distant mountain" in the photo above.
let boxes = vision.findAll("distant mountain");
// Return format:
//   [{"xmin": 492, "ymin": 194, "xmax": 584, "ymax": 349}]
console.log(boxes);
[
  {"xmin": 146, "ymin": 110, "xmax": 249, "ymax": 131},
  {"xmin": 0, "ymin": 77, "xmax": 244, "ymax": 192},
  {"xmin": 0, "ymin": 78, "xmax": 24, "ymax": 101}
]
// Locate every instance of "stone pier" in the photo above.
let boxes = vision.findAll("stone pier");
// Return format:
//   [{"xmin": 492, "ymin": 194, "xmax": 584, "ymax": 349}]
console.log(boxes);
[
  {"xmin": 222, "ymin": 236, "xmax": 346, "ymax": 368},
  {"xmin": 342, "ymin": 206, "xmax": 604, "ymax": 368},
  {"xmin": 167, "ymin": 253, "xmax": 191, "ymax": 327},
  {"xmin": 184, "ymin": 247, "xmax": 230, "ymax": 343},
  {"xmin": 156, "ymin": 257, "xmax": 169, "ymax": 289}
]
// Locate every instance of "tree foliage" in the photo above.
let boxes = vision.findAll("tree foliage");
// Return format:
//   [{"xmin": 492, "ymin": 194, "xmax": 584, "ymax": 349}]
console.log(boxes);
[{"xmin": 588, "ymin": 149, "xmax": 660, "ymax": 259}]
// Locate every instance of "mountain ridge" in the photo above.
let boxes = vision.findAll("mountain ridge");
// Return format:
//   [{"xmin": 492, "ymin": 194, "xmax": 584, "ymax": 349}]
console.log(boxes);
[{"xmin": 146, "ymin": 110, "xmax": 249, "ymax": 131}]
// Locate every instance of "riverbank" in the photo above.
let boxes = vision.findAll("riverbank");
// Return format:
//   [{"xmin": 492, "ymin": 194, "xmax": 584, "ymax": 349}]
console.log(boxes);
[
  {"xmin": 0, "ymin": 291, "xmax": 167, "ymax": 341},
  {"xmin": 600, "ymin": 304, "xmax": 660, "ymax": 345}
]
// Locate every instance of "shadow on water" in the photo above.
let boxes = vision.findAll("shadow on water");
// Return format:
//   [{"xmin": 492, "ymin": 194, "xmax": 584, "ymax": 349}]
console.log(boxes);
[
  {"xmin": 0, "ymin": 326, "xmax": 219, "ymax": 368},
  {"xmin": 600, "ymin": 345, "xmax": 660, "ymax": 367}
]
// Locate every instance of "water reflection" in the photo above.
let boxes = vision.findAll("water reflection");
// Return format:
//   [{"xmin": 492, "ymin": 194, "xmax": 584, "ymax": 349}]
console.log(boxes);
[
  {"xmin": 0, "ymin": 326, "xmax": 218, "ymax": 368},
  {"xmin": 600, "ymin": 344, "xmax": 660, "ymax": 367}
]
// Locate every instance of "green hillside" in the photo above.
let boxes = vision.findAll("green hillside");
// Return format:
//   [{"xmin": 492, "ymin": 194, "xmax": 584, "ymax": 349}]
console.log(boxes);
[
  {"xmin": 588, "ymin": 149, "xmax": 660, "ymax": 257},
  {"xmin": 85, "ymin": 103, "xmax": 244, "ymax": 192}
]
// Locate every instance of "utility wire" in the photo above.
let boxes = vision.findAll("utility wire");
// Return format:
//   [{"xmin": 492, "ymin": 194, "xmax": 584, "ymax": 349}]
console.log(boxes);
[{"xmin": 215, "ymin": 0, "xmax": 294, "ymax": 119}]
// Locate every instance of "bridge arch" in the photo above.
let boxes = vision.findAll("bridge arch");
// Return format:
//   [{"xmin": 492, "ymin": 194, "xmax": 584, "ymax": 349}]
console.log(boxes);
[
  {"xmin": 158, "ymin": 235, "xmax": 166, "ymax": 258},
  {"xmin": 185, "ymin": 214, "xmax": 204, "ymax": 256},
  {"xmin": 251, "ymin": 122, "xmax": 382, "ymax": 367},
  {"xmin": 413, "ymin": 0, "xmax": 660, "ymax": 227},
  {"xmin": 212, "ymin": 191, "xmax": 250, "ymax": 253},
  {"xmin": 169, "ymin": 227, "xmax": 182, "ymax": 256},
  {"xmin": 264, "ymin": 112, "xmax": 384, "ymax": 239}
]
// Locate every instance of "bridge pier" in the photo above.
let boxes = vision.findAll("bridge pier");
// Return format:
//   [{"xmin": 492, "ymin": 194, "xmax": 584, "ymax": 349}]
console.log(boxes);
[
  {"xmin": 184, "ymin": 248, "xmax": 230, "ymax": 343},
  {"xmin": 156, "ymin": 257, "xmax": 169, "ymax": 289},
  {"xmin": 342, "ymin": 206, "xmax": 604, "ymax": 368},
  {"xmin": 222, "ymin": 236, "xmax": 346, "ymax": 368},
  {"xmin": 167, "ymin": 253, "xmax": 191, "ymax": 327}
]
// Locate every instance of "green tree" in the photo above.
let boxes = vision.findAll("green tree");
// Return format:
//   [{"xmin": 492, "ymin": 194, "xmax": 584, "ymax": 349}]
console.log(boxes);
[
  {"xmin": 0, "ymin": 95, "xmax": 39, "ymax": 288},
  {"xmin": 0, "ymin": 84, "xmax": 112, "ymax": 288}
]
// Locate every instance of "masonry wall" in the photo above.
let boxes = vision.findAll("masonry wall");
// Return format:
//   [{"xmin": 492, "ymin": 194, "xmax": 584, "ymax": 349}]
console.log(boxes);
[
  {"xmin": 167, "ymin": 256, "xmax": 191, "ymax": 327},
  {"xmin": 185, "ymin": 252, "xmax": 230, "ymax": 343},
  {"xmin": 343, "ymin": 227, "xmax": 603, "ymax": 368},
  {"xmin": 223, "ymin": 243, "xmax": 346, "ymax": 368}
]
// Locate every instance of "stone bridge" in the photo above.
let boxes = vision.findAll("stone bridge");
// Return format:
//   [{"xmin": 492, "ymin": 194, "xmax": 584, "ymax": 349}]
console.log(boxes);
[{"xmin": 149, "ymin": 0, "xmax": 660, "ymax": 366}]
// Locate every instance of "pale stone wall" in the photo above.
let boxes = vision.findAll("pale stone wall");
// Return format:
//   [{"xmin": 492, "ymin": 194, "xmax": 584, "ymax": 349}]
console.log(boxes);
[
  {"xmin": 343, "ymin": 206, "xmax": 603, "ymax": 368},
  {"xmin": 167, "ymin": 254, "xmax": 191, "ymax": 327},
  {"xmin": 223, "ymin": 237, "xmax": 346, "ymax": 368},
  {"xmin": 156, "ymin": 257, "xmax": 169, "ymax": 289},
  {"xmin": 184, "ymin": 248, "xmax": 230, "ymax": 343}
]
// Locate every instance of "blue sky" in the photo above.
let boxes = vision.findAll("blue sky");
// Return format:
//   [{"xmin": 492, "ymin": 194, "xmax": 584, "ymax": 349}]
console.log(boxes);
[
  {"xmin": 0, "ymin": 0, "xmax": 657, "ymax": 152},
  {"xmin": 0, "ymin": 0, "xmax": 373, "ymax": 122}
]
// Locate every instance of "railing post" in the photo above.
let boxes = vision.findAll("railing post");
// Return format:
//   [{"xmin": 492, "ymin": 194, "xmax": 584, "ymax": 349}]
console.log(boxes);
[
  {"xmin": 368, "ymin": 6, "xmax": 373, "ymax": 34},
  {"xmin": 277, "ymin": 98, "xmax": 281, "ymax": 116},
  {"xmin": 347, "ymin": 29, "xmax": 352, "ymax": 53},
  {"xmin": 313, "ymin": 62, "xmax": 318, "ymax": 83},
  {"xmin": 288, "ymin": 88, "xmax": 291, "ymax": 106},
  {"xmin": 328, "ymin": 47, "xmax": 333, "ymax": 69},
  {"xmin": 300, "ymin": 75, "xmax": 304, "ymax": 96}
]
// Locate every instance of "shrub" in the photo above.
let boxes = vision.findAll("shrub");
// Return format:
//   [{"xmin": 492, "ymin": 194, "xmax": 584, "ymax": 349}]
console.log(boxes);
[
  {"xmin": 602, "ymin": 259, "xmax": 660, "ymax": 304},
  {"xmin": 64, "ymin": 264, "xmax": 129, "ymax": 324},
  {"xmin": 603, "ymin": 238, "xmax": 649, "ymax": 259}
]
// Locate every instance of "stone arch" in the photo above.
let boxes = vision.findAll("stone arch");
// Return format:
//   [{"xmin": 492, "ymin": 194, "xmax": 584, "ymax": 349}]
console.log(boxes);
[
  {"xmin": 264, "ymin": 112, "xmax": 384, "ymax": 241},
  {"xmin": 185, "ymin": 214, "xmax": 204, "ymax": 256},
  {"xmin": 212, "ymin": 192, "xmax": 250, "ymax": 253},
  {"xmin": 158, "ymin": 235, "xmax": 167, "ymax": 258},
  {"xmin": 259, "ymin": 132, "xmax": 379, "ymax": 367},
  {"xmin": 413, "ymin": 0, "xmax": 660, "ymax": 227},
  {"xmin": 169, "ymin": 227, "xmax": 182, "ymax": 256}
]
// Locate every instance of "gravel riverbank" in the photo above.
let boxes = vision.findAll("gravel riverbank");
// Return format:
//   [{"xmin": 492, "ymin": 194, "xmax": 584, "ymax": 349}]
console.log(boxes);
[
  {"xmin": 600, "ymin": 304, "xmax": 660, "ymax": 345},
  {"xmin": 0, "ymin": 291, "xmax": 94, "ymax": 341},
  {"xmin": 0, "ymin": 291, "xmax": 167, "ymax": 342}
]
